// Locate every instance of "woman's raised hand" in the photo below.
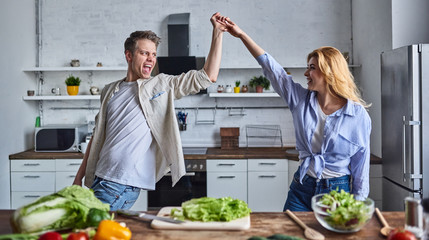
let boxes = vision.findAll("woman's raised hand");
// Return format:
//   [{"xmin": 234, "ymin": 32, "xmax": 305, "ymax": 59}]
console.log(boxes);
[
  {"xmin": 216, "ymin": 15, "xmax": 244, "ymax": 38},
  {"xmin": 211, "ymin": 12, "xmax": 228, "ymax": 32}
]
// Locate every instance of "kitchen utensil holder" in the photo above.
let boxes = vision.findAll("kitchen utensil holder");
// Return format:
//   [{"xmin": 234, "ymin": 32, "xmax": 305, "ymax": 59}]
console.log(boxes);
[
  {"xmin": 246, "ymin": 125, "xmax": 283, "ymax": 148},
  {"xmin": 195, "ymin": 108, "xmax": 216, "ymax": 125}
]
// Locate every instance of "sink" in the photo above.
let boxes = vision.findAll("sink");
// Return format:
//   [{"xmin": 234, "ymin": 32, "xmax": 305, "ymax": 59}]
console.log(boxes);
[{"xmin": 183, "ymin": 147, "xmax": 208, "ymax": 155}]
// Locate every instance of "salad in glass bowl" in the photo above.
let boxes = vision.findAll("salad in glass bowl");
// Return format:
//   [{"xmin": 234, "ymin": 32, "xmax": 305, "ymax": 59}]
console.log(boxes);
[{"xmin": 311, "ymin": 190, "xmax": 374, "ymax": 233}]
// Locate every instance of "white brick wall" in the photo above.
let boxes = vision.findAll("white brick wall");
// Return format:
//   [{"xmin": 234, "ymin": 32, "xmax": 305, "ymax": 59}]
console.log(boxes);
[{"xmin": 35, "ymin": 0, "xmax": 352, "ymax": 147}]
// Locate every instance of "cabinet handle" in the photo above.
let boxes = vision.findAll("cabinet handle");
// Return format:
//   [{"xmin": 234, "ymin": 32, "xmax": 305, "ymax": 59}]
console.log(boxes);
[
  {"xmin": 24, "ymin": 195, "xmax": 41, "ymax": 198},
  {"xmin": 218, "ymin": 176, "xmax": 236, "ymax": 179},
  {"xmin": 259, "ymin": 175, "xmax": 276, "ymax": 178},
  {"xmin": 68, "ymin": 175, "xmax": 76, "ymax": 178},
  {"xmin": 24, "ymin": 175, "xmax": 40, "ymax": 178},
  {"xmin": 68, "ymin": 163, "xmax": 81, "ymax": 166},
  {"xmin": 259, "ymin": 162, "xmax": 276, "ymax": 165},
  {"xmin": 23, "ymin": 163, "xmax": 40, "ymax": 166},
  {"xmin": 217, "ymin": 163, "xmax": 235, "ymax": 166},
  {"xmin": 165, "ymin": 172, "xmax": 196, "ymax": 177}
]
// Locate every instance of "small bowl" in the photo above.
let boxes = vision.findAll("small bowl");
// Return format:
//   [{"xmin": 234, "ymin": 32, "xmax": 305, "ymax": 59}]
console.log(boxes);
[
  {"xmin": 90, "ymin": 87, "xmax": 100, "ymax": 95},
  {"xmin": 311, "ymin": 193, "xmax": 374, "ymax": 233}
]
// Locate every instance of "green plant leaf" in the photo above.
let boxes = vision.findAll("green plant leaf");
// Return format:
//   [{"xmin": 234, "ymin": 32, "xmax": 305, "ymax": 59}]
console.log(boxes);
[
  {"xmin": 65, "ymin": 75, "xmax": 81, "ymax": 86},
  {"xmin": 249, "ymin": 75, "xmax": 270, "ymax": 90}
]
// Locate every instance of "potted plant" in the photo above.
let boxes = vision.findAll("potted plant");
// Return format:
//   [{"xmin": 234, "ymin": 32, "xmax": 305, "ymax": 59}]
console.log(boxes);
[
  {"xmin": 234, "ymin": 80, "xmax": 241, "ymax": 93},
  {"xmin": 65, "ymin": 75, "xmax": 81, "ymax": 95},
  {"xmin": 249, "ymin": 75, "xmax": 270, "ymax": 93}
]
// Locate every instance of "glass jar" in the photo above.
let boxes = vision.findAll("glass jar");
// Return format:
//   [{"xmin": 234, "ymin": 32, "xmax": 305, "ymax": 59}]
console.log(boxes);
[
  {"xmin": 225, "ymin": 85, "xmax": 233, "ymax": 93},
  {"xmin": 217, "ymin": 85, "xmax": 224, "ymax": 93}
]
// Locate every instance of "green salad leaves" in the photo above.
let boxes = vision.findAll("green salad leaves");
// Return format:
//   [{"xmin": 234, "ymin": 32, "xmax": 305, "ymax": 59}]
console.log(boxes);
[
  {"xmin": 12, "ymin": 185, "xmax": 110, "ymax": 234},
  {"xmin": 319, "ymin": 190, "xmax": 372, "ymax": 230},
  {"xmin": 171, "ymin": 197, "xmax": 251, "ymax": 222}
]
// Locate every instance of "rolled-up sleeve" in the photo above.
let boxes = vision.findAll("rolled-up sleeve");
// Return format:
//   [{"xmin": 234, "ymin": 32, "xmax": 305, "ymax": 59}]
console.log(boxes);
[
  {"xmin": 256, "ymin": 53, "xmax": 308, "ymax": 111},
  {"xmin": 163, "ymin": 69, "xmax": 212, "ymax": 99}
]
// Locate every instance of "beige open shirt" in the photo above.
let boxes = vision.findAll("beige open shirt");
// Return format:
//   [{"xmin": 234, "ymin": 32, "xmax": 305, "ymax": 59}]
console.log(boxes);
[{"xmin": 84, "ymin": 69, "xmax": 212, "ymax": 188}]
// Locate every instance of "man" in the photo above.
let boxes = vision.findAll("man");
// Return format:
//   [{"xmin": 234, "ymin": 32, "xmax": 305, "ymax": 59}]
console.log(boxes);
[{"xmin": 73, "ymin": 12, "xmax": 226, "ymax": 210}]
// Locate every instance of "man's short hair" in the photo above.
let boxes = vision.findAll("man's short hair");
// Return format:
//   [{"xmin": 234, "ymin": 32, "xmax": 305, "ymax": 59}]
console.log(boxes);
[{"xmin": 124, "ymin": 30, "xmax": 161, "ymax": 53}]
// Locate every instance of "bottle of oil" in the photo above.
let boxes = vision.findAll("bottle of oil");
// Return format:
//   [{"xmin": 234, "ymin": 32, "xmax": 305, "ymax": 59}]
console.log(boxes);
[
  {"xmin": 422, "ymin": 198, "xmax": 429, "ymax": 240},
  {"xmin": 404, "ymin": 197, "xmax": 423, "ymax": 238}
]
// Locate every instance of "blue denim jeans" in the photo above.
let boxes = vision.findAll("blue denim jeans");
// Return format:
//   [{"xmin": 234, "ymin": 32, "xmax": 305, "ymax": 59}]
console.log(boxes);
[
  {"xmin": 283, "ymin": 170, "xmax": 351, "ymax": 211},
  {"xmin": 91, "ymin": 176, "xmax": 141, "ymax": 211}
]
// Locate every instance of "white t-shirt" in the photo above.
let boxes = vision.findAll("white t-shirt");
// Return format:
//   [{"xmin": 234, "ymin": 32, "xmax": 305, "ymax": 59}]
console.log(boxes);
[
  {"xmin": 305, "ymin": 102, "xmax": 345, "ymax": 179},
  {"xmin": 95, "ymin": 81, "xmax": 156, "ymax": 190}
]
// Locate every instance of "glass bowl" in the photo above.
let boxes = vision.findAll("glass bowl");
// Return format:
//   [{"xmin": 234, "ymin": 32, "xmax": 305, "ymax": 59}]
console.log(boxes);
[{"xmin": 311, "ymin": 193, "xmax": 374, "ymax": 233}]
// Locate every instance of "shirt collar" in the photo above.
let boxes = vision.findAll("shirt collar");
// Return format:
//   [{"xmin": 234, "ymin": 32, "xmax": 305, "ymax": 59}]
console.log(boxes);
[
  {"xmin": 340, "ymin": 99, "xmax": 357, "ymax": 117},
  {"xmin": 311, "ymin": 93, "xmax": 357, "ymax": 117}
]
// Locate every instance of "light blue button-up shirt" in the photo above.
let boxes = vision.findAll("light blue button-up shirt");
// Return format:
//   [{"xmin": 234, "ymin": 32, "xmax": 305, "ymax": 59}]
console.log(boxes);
[{"xmin": 256, "ymin": 53, "xmax": 371, "ymax": 200}]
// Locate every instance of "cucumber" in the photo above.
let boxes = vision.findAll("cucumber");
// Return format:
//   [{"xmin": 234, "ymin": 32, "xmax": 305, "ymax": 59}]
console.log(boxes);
[
  {"xmin": 267, "ymin": 234, "xmax": 304, "ymax": 240},
  {"xmin": 247, "ymin": 237, "xmax": 268, "ymax": 240}
]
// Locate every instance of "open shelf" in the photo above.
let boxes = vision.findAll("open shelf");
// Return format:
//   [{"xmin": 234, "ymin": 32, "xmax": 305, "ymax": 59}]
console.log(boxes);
[
  {"xmin": 23, "ymin": 95, "xmax": 100, "ymax": 100},
  {"xmin": 209, "ymin": 93, "xmax": 280, "ymax": 98},
  {"xmin": 219, "ymin": 64, "xmax": 361, "ymax": 70},
  {"xmin": 23, "ymin": 66, "xmax": 127, "ymax": 72}
]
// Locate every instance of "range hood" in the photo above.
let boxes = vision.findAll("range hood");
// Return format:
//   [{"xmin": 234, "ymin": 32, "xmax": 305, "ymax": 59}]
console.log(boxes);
[
  {"xmin": 157, "ymin": 13, "xmax": 206, "ymax": 93},
  {"xmin": 167, "ymin": 13, "xmax": 190, "ymax": 57}
]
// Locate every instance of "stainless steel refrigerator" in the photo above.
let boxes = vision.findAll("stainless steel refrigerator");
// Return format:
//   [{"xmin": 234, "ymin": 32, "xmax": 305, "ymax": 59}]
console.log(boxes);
[{"xmin": 381, "ymin": 44, "xmax": 429, "ymax": 211}]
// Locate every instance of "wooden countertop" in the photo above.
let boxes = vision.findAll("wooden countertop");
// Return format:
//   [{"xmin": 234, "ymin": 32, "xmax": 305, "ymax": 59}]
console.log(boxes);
[
  {"xmin": 9, "ymin": 148, "xmax": 382, "ymax": 164},
  {"xmin": 0, "ymin": 210, "xmax": 403, "ymax": 239}
]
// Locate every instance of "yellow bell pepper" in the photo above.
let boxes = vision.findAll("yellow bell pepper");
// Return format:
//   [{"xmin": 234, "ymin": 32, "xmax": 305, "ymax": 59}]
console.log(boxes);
[{"xmin": 93, "ymin": 220, "xmax": 132, "ymax": 240}]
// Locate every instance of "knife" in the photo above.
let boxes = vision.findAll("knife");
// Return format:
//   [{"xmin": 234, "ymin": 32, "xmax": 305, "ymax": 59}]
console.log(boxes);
[{"xmin": 116, "ymin": 209, "xmax": 184, "ymax": 224}]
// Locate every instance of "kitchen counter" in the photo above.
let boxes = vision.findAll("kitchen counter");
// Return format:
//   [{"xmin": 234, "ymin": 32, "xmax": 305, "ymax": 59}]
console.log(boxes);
[
  {"xmin": 0, "ymin": 210, "xmax": 403, "ymax": 239},
  {"xmin": 9, "ymin": 148, "xmax": 382, "ymax": 164}
]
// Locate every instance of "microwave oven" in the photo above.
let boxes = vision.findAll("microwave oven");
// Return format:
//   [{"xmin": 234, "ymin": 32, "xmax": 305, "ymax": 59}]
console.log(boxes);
[{"xmin": 35, "ymin": 125, "xmax": 88, "ymax": 152}]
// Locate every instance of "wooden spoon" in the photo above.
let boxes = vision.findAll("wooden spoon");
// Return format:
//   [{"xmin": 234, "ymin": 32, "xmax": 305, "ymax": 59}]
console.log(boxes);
[
  {"xmin": 375, "ymin": 207, "xmax": 394, "ymax": 237},
  {"xmin": 286, "ymin": 210, "xmax": 325, "ymax": 240}
]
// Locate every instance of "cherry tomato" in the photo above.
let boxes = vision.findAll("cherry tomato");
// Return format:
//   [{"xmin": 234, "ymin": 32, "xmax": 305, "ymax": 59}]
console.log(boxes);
[
  {"xmin": 66, "ymin": 232, "xmax": 89, "ymax": 240},
  {"xmin": 38, "ymin": 232, "xmax": 62, "ymax": 240},
  {"xmin": 387, "ymin": 228, "xmax": 417, "ymax": 240}
]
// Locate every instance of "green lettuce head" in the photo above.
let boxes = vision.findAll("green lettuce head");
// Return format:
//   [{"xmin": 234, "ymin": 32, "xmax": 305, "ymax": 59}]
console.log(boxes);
[{"xmin": 12, "ymin": 185, "xmax": 110, "ymax": 234}]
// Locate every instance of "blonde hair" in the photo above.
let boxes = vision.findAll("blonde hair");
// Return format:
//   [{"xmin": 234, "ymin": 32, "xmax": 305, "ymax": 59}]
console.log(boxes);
[{"xmin": 307, "ymin": 46, "xmax": 370, "ymax": 108}]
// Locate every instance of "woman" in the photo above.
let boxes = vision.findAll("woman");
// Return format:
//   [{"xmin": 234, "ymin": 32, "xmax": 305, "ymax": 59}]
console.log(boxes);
[{"xmin": 218, "ymin": 16, "xmax": 371, "ymax": 211}]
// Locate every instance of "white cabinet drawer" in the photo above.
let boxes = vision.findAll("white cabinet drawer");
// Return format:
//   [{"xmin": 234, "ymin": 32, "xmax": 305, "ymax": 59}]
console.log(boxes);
[
  {"xmin": 248, "ymin": 159, "xmax": 287, "ymax": 172},
  {"xmin": 248, "ymin": 171, "xmax": 288, "ymax": 212},
  {"xmin": 56, "ymin": 159, "xmax": 82, "ymax": 171},
  {"xmin": 56, "ymin": 172, "xmax": 77, "ymax": 190},
  {"xmin": 207, "ymin": 172, "xmax": 247, "ymax": 202},
  {"xmin": 11, "ymin": 191, "xmax": 53, "ymax": 209},
  {"xmin": 11, "ymin": 172, "xmax": 55, "ymax": 191},
  {"xmin": 11, "ymin": 159, "xmax": 55, "ymax": 171},
  {"xmin": 207, "ymin": 159, "xmax": 247, "ymax": 172}
]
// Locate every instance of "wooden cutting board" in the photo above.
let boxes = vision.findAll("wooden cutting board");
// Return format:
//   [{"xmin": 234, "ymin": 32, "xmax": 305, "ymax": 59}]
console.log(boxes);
[{"xmin": 150, "ymin": 207, "xmax": 251, "ymax": 230}]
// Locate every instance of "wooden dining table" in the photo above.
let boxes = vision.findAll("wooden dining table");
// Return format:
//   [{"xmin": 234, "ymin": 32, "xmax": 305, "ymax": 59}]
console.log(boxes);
[{"xmin": 0, "ymin": 210, "xmax": 404, "ymax": 240}]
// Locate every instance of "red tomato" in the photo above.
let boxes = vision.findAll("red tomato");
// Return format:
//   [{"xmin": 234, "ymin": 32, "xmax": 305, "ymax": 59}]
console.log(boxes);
[
  {"xmin": 66, "ymin": 232, "xmax": 89, "ymax": 240},
  {"xmin": 38, "ymin": 232, "xmax": 62, "ymax": 240},
  {"xmin": 387, "ymin": 228, "xmax": 417, "ymax": 240}
]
